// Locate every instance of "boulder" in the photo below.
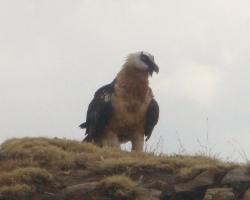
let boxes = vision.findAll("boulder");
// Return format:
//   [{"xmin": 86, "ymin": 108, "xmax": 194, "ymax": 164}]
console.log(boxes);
[
  {"xmin": 61, "ymin": 182, "xmax": 98, "ymax": 200},
  {"xmin": 222, "ymin": 167, "xmax": 250, "ymax": 192},
  {"xmin": 135, "ymin": 188, "xmax": 162, "ymax": 200},
  {"xmin": 145, "ymin": 180, "xmax": 173, "ymax": 199},
  {"xmin": 203, "ymin": 188, "xmax": 235, "ymax": 200},
  {"xmin": 174, "ymin": 170, "xmax": 215, "ymax": 199},
  {"xmin": 242, "ymin": 188, "xmax": 250, "ymax": 200}
]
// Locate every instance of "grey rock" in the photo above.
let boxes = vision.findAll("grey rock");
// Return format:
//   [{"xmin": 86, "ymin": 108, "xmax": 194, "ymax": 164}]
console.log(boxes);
[
  {"xmin": 174, "ymin": 170, "xmax": 215, "ymax": 199},
  {"xmin": 145, "ymin": 180, "xmax": 174, "ymax": 199},
  {"xmin": 203, "ymin": 188, "xmax": 215, "ymax": 200},
  {"xmin": 174, "ymin": 184, "xmax": 196, "ymax": 200},
  {"xmin": 222, "ymin": 167, "xmax": 250, "ymax": 191},
  {"xmin": 144, "ymin": 180, "xmax": 170, "ymax": 190},
  {"xmin": 213, "ymin": 189, "xmax": 235, "ymax": 200},
  {"xmin": 242, "ymin": 188, "xmax": 250, "ymax": 200},
  {"xmin": 61, "ymin": 182, "xmax": 98, "ymax": 200},
  {"xmin": 135, "ymin": 188, "xmax": 162, "ymax": 200},
  {"xmin": 203, "ymin": 188, "xmax": 235, "ymax": 200}
]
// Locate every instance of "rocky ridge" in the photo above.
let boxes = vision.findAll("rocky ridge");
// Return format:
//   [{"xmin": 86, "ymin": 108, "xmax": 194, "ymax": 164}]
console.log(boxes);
[
  {"xmin": 58, "ymin": 166, "xmax": 250, "ymax": 200},
  {"xmin": 0, "ymin": 137, "xmax": 250, "ymax": 200}
]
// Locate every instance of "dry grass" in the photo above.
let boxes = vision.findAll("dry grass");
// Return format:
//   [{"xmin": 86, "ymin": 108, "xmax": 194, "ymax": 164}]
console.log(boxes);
[
  {"xmin": 0, "ymin": 137, "xmax": 99, "ymax": 171},
  {"xmin": 97, "ymin": 175, "xmax": 137, "ymax": 199},
  {"xmin": 0, "ymin": 184, "xmax": 34, "ymax": 200},
  {"xmin": 0, "ymin": 137, "xmax": 238, "ymax": 177},
  {"xmin": 0, "ymin": 167, "xmax": 52, "ymax": 187},
  {"xmin": 0, "ymin": 137, "xmax": 240, "ymax": 199}
]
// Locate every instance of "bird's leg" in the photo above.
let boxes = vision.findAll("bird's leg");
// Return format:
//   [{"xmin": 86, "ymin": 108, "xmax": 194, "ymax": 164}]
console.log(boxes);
[
  {"xmin": 131, "ymin": 134, "xmax": 144, "ymax": 152},
  {"xmin": 105, "ymin": 132, "xmax": 121, "ymax": 149}
]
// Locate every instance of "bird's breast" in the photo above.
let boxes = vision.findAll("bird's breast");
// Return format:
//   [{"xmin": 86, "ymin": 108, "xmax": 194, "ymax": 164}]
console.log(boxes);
[{"xmin": 106, "ymin": 87, "xmax": 152, "ymax": 141}]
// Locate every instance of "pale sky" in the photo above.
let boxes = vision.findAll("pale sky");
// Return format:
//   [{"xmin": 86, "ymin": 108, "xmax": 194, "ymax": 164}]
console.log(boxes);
[{"xmin": 1, "ymin": 1, "xmax": 250, "ymax": 162}]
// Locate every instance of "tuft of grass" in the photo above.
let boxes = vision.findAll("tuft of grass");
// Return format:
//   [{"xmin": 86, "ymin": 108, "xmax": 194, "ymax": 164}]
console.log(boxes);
[
  {"xmin": 0, "ymin": 167, "xmax": 52, "ymax": 187},
  {"xmin": 97, "ymin": 175, "xmax": 137, "ymax": 199},
  {"xmin": 0, "ymin": 137, "xmax": 239, "ymax": 186},
  {"xmin": 0, "ymin": 158, "xmax": 39, "ymax": 172},
  {"xmin": 0, "ymin": 137, "xmax": 99, "ymax": 155},
  {"xmin": 93, "ymin": 152, "xmax": 234, "ymax": 180},
  {"xmin": 144, "ymin": 133, "xmax": 165, "ymax": 155},
  {"xmin": 0, "ymin": 137, "xmax": 100, "ymax": 171},
  {"xmin": 0, "ymin": 184, "xmax": 34, "ymax": 200},
  {"xmin": 228, "ymin": 139, "xmax": 249, "ymax": 163}
]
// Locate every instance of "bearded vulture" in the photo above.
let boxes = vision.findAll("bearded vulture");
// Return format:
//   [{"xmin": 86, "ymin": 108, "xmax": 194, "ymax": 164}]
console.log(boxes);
[{"xmin": 80, "ymin": 51, "xmax": 159, "ymax": 151}]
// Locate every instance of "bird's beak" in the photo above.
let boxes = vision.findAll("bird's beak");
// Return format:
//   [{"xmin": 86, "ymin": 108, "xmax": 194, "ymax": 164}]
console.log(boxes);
[
  {"xmin": 148, "ymin": 62, "xmax": 159, "ymax": 76},
  {"xmin": 153, "ymin": 63, "xmax": 159, "ymax": 74}
]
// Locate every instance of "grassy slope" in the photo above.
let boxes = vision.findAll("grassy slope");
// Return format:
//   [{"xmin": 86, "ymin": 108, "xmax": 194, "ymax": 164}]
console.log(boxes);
[{"xmin": 0, "ymin": 137, "xmax": 239, "ymax": 199}]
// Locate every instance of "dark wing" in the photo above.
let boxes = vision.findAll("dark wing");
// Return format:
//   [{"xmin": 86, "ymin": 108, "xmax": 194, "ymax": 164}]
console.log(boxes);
[
  {"xmin": 80, "ymin": 80, "xmax": 115, "ymax": 142},
  {"xmin": 144, "ymin": 98, "xmax": 159, "ymax": 141}
]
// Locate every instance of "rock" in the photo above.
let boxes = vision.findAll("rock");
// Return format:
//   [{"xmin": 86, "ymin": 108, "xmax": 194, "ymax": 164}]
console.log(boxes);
[
  {"xmin": 61, "ymin": 182, "xmax": 98, "ymax": 200},
  {"xmin": 57, "ymin": 171, "xmax": 72, "ymax": 176},
  {"xmin": 62, "ymin": 183, "xmax": 161, "ymax": 200},
  {"xmin": 145, "ymin": 180, "xmax": 174, "ymax": 199},
  {"xmin": 174, "ymin": 170, "xmax": 215, "ymax": 199},
  {"xmin": 203, "ymin": 189, "xmax": 214, "ymax": 200},
  {"xmin": 203, "ymin": 188, "xmax": 235, "ymax": 200},
  {"xmin": 222, "ymin": 167, "xmax": 250, "ymax": 192},
  {"xmin": 135, "ymin": 188, "xmax": 162, "ymax": 200},
  {"xmin": 144, "ymin": 180, "xmax": 170, "ymax": 191},
  {"xmin": 173, "ymin": 185, "xmax": 196, "ymax": 200},
  {"xmin": 159, "ymin": 191, "xmax": 172, "ymax": 200},
  {"xmin": 242, "ymin": 188, "xmax": 250, "ymax": 200}
]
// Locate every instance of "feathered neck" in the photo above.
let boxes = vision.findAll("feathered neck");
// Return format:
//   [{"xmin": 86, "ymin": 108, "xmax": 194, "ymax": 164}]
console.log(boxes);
[{"xmin": 115, "ymin": 63, "xmax": 149, "ymax": 102}]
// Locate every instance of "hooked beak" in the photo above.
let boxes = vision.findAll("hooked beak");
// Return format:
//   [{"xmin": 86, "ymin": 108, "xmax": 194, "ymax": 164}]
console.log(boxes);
[
  {"xmin": 153, "ymin": 63, "xmax": 159, "ymax": 74},
  {"xmin": 148, "ymin": 62, "xmax": 159, "ymax": 76}
]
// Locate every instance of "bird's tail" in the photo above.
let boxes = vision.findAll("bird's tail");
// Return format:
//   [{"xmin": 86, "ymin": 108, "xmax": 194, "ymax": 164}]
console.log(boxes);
[
  {"xmin": 79, "ymin": 122, "xmax": 93, "ymax": 143},
  {"xmin": 82, "ymin": 134, "xmax": 92, "ymax": 142},
  {"xmin": 79, "ymin": 122, "xmax": 87, "ymax": 129}
]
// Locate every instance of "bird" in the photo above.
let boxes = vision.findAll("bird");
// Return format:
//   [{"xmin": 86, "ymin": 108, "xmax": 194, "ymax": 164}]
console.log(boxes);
[{"xmin": 79, "ymin": 51, "xmax": 159, "ymax": 151}]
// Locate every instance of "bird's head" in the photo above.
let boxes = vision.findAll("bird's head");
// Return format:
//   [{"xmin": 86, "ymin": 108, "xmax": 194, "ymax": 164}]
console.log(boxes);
[{"xmin": 125, "ymin": 51, "xmax": 159, "ymax": 76}]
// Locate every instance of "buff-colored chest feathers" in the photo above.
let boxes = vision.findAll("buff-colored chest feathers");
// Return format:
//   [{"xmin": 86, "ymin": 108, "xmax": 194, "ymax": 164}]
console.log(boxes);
[{"xmin": 109, "ymin": 67, "xmax": 152, "ymax": 134}]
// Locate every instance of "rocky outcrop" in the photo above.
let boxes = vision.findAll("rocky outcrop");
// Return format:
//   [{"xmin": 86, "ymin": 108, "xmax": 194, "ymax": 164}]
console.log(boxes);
[
  {"xmin": 135, "ymin": 188, "xmax": 162, "ymax": 200},
  {"xmin": 173, "ymin": 170, "xmax": 215, "ymax": 199},
  {"xmin": 62, "ymin": 182, "xmax": 98, "ymax": 200},
  {"xmin": 203, "ymin": 188, "xmax": 235, "ymax": 200},
  {"xmin": 60, "ymin": 182, "xmax": 162, "ymax": 200},
  {"xmin": 1, "ymin": 138, "xmax": 250, "ymax": 200},
  {"xmin": 53, "ymin": 167, "xmax": 250, "ymax": 200},
  {"xmin": 159, "ymin": 167, "xmax": 250, "ymax": 200},
  {"xmin": 222, "ymin": 167, "xmax": 250, "ymax": 194}
]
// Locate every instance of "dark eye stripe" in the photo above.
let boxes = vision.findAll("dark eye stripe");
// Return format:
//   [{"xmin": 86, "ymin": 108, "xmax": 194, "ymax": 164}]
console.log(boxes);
[
  {"xmin": 141, "ymin": 54, "xmax": 155, "ymax": 63},
  {"xmin": 140, "ymin": 54, "xmax": 151, "ymax": 63}
]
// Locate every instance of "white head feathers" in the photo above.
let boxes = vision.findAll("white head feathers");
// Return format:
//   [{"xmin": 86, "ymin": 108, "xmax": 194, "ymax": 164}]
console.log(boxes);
[{"xmin": 124, "ymin": 51, "xmax": 159, "ymax": 75}]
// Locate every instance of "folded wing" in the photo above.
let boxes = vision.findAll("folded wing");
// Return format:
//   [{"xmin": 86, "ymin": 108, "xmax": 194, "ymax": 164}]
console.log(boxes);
[
  {"xmin": 80, "ymin": 81, "xmax": 115, "ymax": 142},
  {"xmin": 144, "ymin": 98, "xmax": 159, "ymax": 141}
]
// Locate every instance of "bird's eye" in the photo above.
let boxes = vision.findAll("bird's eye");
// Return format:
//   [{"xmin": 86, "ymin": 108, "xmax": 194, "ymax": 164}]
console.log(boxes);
[{"xmin": 141, "ymin": 55, "xmax": 146, "ymax": 61}]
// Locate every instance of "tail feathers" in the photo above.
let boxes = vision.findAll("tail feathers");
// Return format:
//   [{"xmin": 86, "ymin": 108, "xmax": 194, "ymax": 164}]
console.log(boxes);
[
  {"xmin": 82, "ymin": 134, "xmax": 92, "ymax": 142},
  {"xmin": 79, "ymin": 122, "xmax": 87, "ymax": 129},
  {"xmin": 80, "ymin": 122, "xmax": 92, "ymax": 143}
]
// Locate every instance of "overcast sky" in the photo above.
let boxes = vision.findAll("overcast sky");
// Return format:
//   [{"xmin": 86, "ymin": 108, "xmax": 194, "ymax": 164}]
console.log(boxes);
[{"xmin": 1, "ymin": 1, "xmax": 250, "ymax": 162}]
